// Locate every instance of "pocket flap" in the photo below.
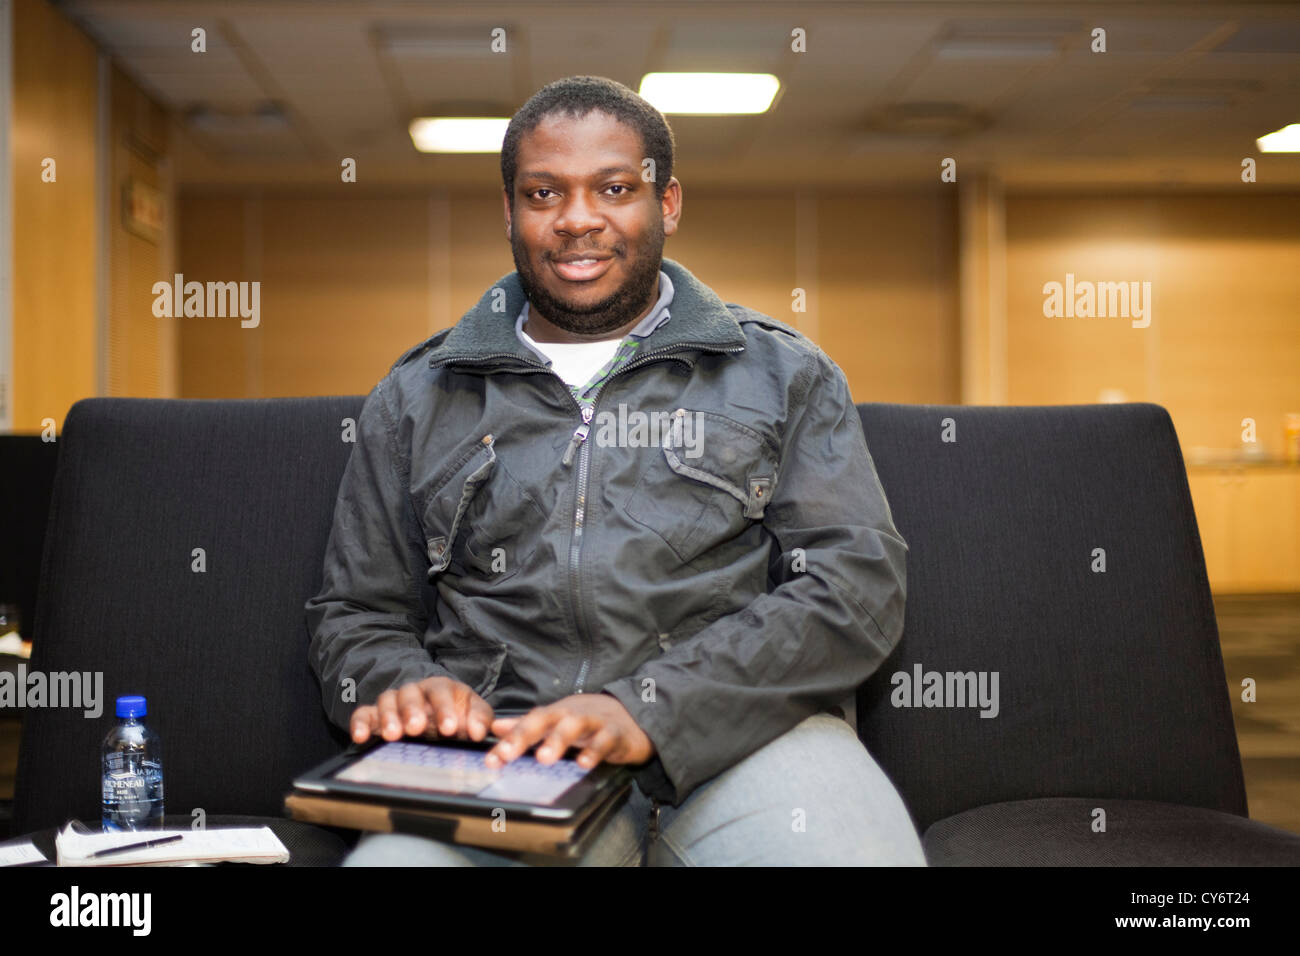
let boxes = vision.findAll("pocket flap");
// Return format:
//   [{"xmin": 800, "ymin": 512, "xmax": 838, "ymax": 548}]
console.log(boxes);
[
  {"xmin": 625, "ymin": 408, "xmax": 780, "ymax": 565},
  {"xmin": 434, "ymin": 642, "xmax": 509, "ymax": 699},
  {"xmin": 416, "ymin": 434, "xmax": 497, "ymax": 577},
  {"xmin": 662, "ymin": 409, "xmax": 778, "ymax": 519}
]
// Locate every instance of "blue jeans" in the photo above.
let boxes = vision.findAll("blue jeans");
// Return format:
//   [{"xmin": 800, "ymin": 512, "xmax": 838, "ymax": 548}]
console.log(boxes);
[{"xmin": 340, "ymin": 712, "xmax": 927, "ymax": 866}]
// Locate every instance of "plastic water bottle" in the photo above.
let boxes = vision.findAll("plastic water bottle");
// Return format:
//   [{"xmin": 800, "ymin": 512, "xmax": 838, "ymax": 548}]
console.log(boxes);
[{"xmin": 101, "ymin": 695, "xmax": 164, "ymax": 831}]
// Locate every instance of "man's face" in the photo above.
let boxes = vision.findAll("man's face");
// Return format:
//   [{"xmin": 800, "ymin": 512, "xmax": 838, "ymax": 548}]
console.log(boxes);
[{"xmin": 504, "ymin": 110, "xmax": 680, "ymax": 338}]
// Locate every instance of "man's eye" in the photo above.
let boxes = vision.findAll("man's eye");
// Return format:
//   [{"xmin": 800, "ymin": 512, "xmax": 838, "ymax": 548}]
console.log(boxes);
[{"xmin": 531, "ymin": 187, "xmax": 627, "ymax": 199}]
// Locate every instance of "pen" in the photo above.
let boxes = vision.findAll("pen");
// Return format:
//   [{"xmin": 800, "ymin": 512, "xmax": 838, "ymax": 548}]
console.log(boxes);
[{"xmin": 89, "ymin": 834, "xmax": 184, "ymax": 858}]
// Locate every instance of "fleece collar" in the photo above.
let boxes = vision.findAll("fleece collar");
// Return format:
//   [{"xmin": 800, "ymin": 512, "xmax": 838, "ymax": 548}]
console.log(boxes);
[{"xmin": 428, "ymin": 256, "xmax": 746, "ymax": 371}]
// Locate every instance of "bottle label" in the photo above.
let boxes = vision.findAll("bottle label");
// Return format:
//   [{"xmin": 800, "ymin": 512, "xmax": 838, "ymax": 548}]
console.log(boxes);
[{"xmin": 102, "ymin": 753, "xmax": 164, "ymax": 824}]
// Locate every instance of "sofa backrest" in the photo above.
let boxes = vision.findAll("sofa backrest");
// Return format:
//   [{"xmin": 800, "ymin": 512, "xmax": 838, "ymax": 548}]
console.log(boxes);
[
  {"xmin": 14, "ymin": 397, "xmax": 364, "ymax": 833},
  {"xmin": 15, "ymin": 397, "xmax": 1247, "ymax": 836},
  {"xmin": 0, "ymin": 434, "xmax": 60, "ymax": 644},
  {"xmin": 855, "ymin": 402, "xmax": 1247, "ymax": 832}
]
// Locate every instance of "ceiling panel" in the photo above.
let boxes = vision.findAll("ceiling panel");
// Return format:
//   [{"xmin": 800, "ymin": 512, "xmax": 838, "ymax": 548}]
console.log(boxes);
[
  {"xmin": 1081, "ymin": 17, "xmax": 1232, "ymax": 54},
  {"xmin": 131, "ymin": 73, "xmax": 268, "ymax": 108},
  {"xmin": 1211, "ymin": 19, "xmax": 1300, "ymax": 54},
  {"xmin": 903, "ymin": 60, "xmax": 1044, "ymax": 107},
  {"xmin": 56, "ymin": 0, "xmax": 1300, "ymax": 189}
]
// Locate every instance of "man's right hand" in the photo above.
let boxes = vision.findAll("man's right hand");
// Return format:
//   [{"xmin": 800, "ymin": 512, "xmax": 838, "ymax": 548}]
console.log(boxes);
[{"xmin": 350, "ymin": 676, "xmax": 494, "ymax": 745}]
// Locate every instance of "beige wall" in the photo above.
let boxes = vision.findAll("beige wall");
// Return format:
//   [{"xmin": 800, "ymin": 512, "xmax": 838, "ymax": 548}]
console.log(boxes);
[
  {"xmin": 9, "ymin": 0, "xmax": 173, "ymax": 430},
  {"xmin": 11, "ymin": 0, "xmax": 98, "ymax": 430},
  {"xmin": 178, "ymin": 193, "xmax": 440, "ymax": 398},
  {"xmin": 107, "ymin": 62, "xmax": 172, "ymax": 399},
  {"xmin": 176, "ymin": 187, "xmax": 1297, "ymax": 461},
  {"xmin": 1005, "ymin": 193, "xmax": 1300, "ymax": 457},
  {"xmin": 176, "ymin": 189, "xmax": 961, "ymax": 404},
  {"xmin": 816, "ymin": 193, "xmax": 959, "ymax": 404}
]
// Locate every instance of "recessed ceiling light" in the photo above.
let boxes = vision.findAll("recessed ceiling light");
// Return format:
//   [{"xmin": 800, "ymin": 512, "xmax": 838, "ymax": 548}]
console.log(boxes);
[
  {"xmin": 409, "ymin": 117, "xmax": 509, "ymax": 153},
  {"xmin": 638, "ymin": 73, "xmax": 780, "ymax": 115}
]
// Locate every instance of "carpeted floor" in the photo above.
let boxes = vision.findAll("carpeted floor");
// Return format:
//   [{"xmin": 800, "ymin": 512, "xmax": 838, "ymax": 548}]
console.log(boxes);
[{"xmin": 1216, "ymin": 592, "xmax": 1300, "ymax": 835}]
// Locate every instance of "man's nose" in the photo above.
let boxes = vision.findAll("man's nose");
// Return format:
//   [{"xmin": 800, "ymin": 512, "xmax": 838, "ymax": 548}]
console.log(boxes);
[{"xmin": 553, "ymin": 191, "xmax": 605, "ymax": 235}]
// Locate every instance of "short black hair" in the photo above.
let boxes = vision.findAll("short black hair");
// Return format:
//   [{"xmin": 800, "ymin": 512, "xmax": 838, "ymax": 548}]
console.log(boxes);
[{"xmin": 500, "ymin": 75, "xmax": 676, "ymax": 208}]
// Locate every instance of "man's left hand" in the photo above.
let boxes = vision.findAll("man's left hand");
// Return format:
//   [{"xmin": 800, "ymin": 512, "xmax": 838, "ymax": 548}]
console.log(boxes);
[{"xmin": 485, "ymin": 693, "xmax": 655, "ymax": 769}]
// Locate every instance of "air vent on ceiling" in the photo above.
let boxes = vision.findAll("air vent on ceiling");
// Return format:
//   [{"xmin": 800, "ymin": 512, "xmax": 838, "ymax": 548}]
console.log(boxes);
[
  {"xmin": 935, "ymin": 36, "xmax": 1063, "ymax": 59},
  {"xmin": 936, "ymin": 17, "xmax": 1082, "ymax": 59},
  {"xmin": 1128, "ymin": 78, "xmax": 1259, "ymax": 111},
  {"xmin": 410, "ymin": 99, "xmax": 510, "ymax": 117},
  {"xmin": 1143, "ymin": 77, "xmax": 1264, "ymax": 94},
  {"xmin": 185, "ymin": 102, "xmax": 290, "ymax": 136},
  {"xmin": 864, "ymin": 103, "xmax": 989, "ymax": 137},
  {"xmin": 1210, "ymin": 21, "xmax": 1300, "ymax": 54},
  {"xmin": 946, "ymin": 18, "xmax": 1084, "ymax": 36},
  {"xmin": 372, "ymin": 21, "xmax": 500, "ymax": 58},
  {"xmin": 1128, "ymin": 95, "xmax": 1235, "ymax": 111}
]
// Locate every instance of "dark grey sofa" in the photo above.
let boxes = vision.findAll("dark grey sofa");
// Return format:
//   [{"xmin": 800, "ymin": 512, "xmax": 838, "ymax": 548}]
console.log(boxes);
[{"xmin": 11, "ymin": 397, "xmax": 1300, "ymax": 865}]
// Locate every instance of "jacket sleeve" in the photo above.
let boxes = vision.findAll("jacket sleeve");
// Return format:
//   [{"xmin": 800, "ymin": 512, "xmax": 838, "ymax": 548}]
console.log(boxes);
[
  {"xmin": 601, "ymin": 351, "xmax": 908, "ymax": 806},
  {"xmin": 305, "ymin": 375, "xmax": 456, "ymax": 732}
]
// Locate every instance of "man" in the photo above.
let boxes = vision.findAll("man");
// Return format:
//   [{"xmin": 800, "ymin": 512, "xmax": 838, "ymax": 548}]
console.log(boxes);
[{"xmin": 305, "ymin": 76, "xmax": 925, "ymax": 866}]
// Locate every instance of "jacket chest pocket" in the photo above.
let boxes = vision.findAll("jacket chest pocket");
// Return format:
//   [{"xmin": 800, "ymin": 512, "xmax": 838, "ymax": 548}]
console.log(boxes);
[
  {"xmin": 623, "ymin": 408, "xmax": 779, "ymax": 566},
  {"xmin": 416, "ymin": 434, "xmax": 543, "ymax": 584},
  {"xmin": 433, "ymin": 642, "xmax": 510, "ymax": 699}
]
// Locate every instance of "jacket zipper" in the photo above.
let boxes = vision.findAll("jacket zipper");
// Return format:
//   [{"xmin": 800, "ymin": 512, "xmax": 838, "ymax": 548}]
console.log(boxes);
[
  {"xmin": 433, "ymin": 341, "xmax": 745, "ymax": 697},
  {"xmin": 555, "ymin": 341, "xmax": 744, "ymax": 695}
]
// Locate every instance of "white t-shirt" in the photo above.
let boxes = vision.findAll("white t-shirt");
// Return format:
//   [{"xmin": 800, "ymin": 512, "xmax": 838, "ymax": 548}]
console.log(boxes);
[
  {"xmin": 518, "ymin": 329, "xmax": 622, "ymax": 390},
  {"xmin": 513, "ymin": 269, "xmax": 675, "ymax": 391}
]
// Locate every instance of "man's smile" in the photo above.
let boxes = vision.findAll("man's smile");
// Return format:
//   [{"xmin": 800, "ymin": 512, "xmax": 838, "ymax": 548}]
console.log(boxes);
[{"xmin": 550, "ymin": 254, "xmax": 616, "ymax": 283}]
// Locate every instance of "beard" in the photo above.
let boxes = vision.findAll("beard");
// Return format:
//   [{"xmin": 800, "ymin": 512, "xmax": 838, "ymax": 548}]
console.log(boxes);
[{"xmin": 510, "ymin": 216, "xmax": 664, "ymax": 338}]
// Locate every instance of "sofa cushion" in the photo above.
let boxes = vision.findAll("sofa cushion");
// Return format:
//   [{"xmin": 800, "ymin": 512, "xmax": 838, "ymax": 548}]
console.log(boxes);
[
  {"xmin": 854, "ymin": 403, "xmax": 1247, "ymax": 834},
  {"xmin": 924, "ymin": 796, "xmax": 1300, "ymax": 865},
  {"xmin": 13, "ymin": 397, "xmax": 365, "ymax": 834}
]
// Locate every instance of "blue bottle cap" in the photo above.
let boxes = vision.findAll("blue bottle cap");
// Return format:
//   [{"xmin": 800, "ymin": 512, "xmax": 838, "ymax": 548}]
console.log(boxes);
[{"xmin": 115, "ymin": 695, "xmax": 147, "ymax": 718}]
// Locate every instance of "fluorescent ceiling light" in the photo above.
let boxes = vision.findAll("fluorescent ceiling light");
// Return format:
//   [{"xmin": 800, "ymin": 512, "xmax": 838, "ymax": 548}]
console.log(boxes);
[
  {"xmin": 409, "ymin": 117, "xmax": 509, "ymax": 153},
  {"xmin": 638, "ymin": 73, "xmax": 779, "ymax": 115},
  {"xmin": 1257, "ymin": 123, "xmax": 1300, "ymax": 152}
]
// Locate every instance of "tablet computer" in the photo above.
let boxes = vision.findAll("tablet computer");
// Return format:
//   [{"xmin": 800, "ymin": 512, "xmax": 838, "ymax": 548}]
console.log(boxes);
[{"xmin": 292, "ymin": 712, "xmax": 632, "ymax": 822}]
